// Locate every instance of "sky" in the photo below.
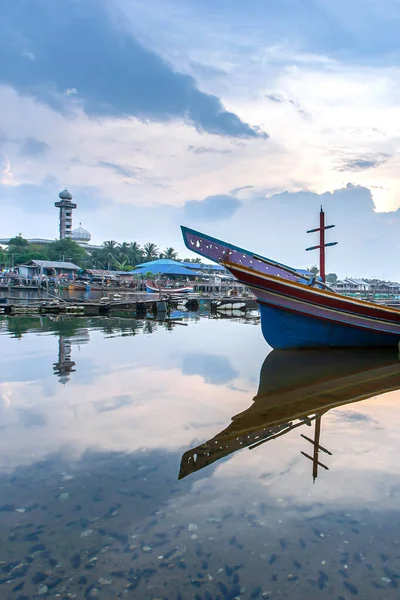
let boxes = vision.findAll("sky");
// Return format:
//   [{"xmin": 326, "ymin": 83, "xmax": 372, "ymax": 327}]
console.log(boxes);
[{"xmin": 1, "ymin": 0, "xmax": 400, "ymax": 277}]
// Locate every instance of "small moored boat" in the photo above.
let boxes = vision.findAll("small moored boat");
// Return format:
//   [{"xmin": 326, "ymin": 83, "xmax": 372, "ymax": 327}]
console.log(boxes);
[{"xmin": 145, "ymin": 281, "xmax": 194, "ymax": 294}]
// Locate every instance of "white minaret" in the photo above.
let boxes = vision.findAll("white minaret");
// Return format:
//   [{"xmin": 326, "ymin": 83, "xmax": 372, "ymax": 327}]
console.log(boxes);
[{"xmin": 55, "ymin": 189, "xmax": 77, "ymax": 239}]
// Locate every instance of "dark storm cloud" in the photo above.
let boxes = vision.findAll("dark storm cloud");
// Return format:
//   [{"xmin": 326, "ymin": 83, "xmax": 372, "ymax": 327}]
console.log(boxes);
[
  {"xmin": 20, "ymin": 137, "xmax": 50, "ymax": 157},
  {"xmin": 183, "ymin": 194, "xmax": 242, "ymax": 222},
  {"xmin": 0, "ymin": 0, "xmax": 266, "ymax": 139}
]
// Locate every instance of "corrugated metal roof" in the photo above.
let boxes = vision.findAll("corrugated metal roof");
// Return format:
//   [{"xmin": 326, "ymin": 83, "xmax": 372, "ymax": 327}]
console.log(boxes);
[
  {"xmin": 345, "ymin": 278, "xmax": 369, "ymax": 286},
  {"xmin": 29, "ymin": 260, "xmax": 80, "ymax": 270},
  {"xmin": 84, "ymin": 269, "xmax": 116, "ymax": 277}
]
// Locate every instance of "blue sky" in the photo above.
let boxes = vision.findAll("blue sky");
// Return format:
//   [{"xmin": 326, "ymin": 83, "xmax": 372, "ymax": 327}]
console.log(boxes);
[{"xmin": 1, "ymin": 0, "xmax": 400, "ymax": 276}]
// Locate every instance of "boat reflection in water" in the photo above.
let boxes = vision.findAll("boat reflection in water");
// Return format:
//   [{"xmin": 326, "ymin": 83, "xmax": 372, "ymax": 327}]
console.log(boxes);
[{"xmin": 179, "ymin": 349, "xmax": 400, "ymax": 482}]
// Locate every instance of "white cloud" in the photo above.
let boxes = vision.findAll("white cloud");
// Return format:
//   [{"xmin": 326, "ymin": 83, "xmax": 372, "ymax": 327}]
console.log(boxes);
[{"xmin": 0, "ymin": 158, "xmax": 14, "ymax": 186}]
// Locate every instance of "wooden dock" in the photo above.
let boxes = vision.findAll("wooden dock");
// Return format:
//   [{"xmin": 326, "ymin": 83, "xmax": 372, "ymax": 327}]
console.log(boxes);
[{"xmin": 0, "ymin": 294, "xmax": 259, "ymax": 317}]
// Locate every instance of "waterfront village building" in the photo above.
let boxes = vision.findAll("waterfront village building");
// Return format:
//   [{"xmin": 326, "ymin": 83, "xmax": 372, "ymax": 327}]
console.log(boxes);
[
  {"xmin": 332, "ymin": 278, "xmax": 400, "ymax": 295},
  {"xmin": 332, "ymin": 278, "xmax": 371, "ymax": 293},
  {"xmin": 18, "ymin": 260, "xmax": 80, "ymax": 278}
]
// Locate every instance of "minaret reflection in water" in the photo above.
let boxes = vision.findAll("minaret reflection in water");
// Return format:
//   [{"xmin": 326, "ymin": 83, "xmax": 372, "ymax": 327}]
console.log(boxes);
[
  {"xmin": 179, "ymin": 349, "xmax": 400, "ymax": 482},
  {"xmin": 53, "ymin": 336, "xmax": 76, "ymax": 384},
  {"xmin": 52, "ymin": 326, "xmax": 90, "ymax": 384}
]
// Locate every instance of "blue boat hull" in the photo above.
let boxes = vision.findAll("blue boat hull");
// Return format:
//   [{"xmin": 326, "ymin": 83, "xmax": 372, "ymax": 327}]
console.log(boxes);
[{"xmin": 260, "ymin": 303, "xmax": 400, "ymax": 349}]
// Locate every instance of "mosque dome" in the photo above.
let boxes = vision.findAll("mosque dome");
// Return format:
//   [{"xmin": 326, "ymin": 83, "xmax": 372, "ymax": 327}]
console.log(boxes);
[
  {"xmin": 59, "ymin": 188, "xmax": 73, "ymax": 200},
  {"xmin": 71, "ymin": 223, "xmax": 91, "ymax": 244}
]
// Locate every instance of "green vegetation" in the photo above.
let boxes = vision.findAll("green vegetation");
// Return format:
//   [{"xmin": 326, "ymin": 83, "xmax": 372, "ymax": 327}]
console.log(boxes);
[
  {"xmin": 0, "ymin": 235, "xmax": 200, "ymax": 271},
  {"xmin": 308, "ymin": 266, "xmax": 337, "ymax": 283}
]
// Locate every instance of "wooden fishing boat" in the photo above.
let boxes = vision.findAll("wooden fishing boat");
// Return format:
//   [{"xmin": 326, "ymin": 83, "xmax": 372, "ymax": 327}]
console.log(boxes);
[
  {"xmin": 69, "ymin": 283, "xmax": 87, "ymax": 291},
  {"xmin": 68, "ymin": 282, "xmax": 105, "ymax": 292},
  {"xmin": 179, "ymin": 348, "xmax": 400, "ymax": 480},
  {"xmin": 181, "ymin": 215, "xmax": 400, "ymax": 349},
  {"xmin": 145, "ymin": 281, "xmax": 194, "ymax": 294}
]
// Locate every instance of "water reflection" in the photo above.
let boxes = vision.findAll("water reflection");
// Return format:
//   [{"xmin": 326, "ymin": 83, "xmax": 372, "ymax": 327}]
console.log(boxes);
[
  {"xmin": 180, "ymin": 349, "xmax": 400, "ymax": 482},
  {"xmin": 53, "ymin": 337, "xmax": 76, "ymax": 384},
  {"xmin": 2, "ymin": 316, "xmax": 400, "ymax": 598}
]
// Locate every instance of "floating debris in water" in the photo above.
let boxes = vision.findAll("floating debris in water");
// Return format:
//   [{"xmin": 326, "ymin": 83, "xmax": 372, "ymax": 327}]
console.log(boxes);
[{"xmin": 80, "ymin": 529, "xmax": 93, "ymax": 538}]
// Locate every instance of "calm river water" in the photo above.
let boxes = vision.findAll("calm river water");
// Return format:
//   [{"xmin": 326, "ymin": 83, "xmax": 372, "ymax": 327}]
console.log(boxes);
[{"xmin": 1, "ymin": 313, "xmax": 400, "ymax": 599}]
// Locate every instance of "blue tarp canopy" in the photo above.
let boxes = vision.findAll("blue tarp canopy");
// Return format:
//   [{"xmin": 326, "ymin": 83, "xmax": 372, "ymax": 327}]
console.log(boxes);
[
  {"xmin": 133, "ymin": 260, "xmax": 201, "ymax": 276},
  {"xmin": 133, "ymin": 258, "xmax": 219, "ymax": 276},
  {"xmin": 134, "ymin": 259, "xmax": 182, "ymax": 269}
]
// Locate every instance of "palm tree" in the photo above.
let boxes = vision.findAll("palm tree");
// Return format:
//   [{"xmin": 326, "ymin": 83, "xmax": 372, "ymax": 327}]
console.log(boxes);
[
  {"xmin": 143, "ymin": 242, "xmax": 159, "ymax": 261},
  {"xmin": 119, "ymin": 242, "xmax": 132, "ymax": 259},
  {"xmin": 183, "ymin": 257, "xmax": 202, "ymax": 263},
  {"xmin": 103, "ymin": 241, "xmax": 119, "ymax": 251},
  {"xmin": 100, "ymin": 241, "xmax": 119, "ymax": 270},
  {"xmin": 129, "ymin": 242, "xmax": 144, "ymax": 265},
  {"xmin": 160, "ymin": 247, "xmax": 178, "ymax": 260}
]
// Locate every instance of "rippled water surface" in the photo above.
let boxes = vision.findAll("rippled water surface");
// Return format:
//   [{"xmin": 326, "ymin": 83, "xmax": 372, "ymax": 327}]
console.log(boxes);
[{"xmin": 1, "ymin": 314, "xmax": 400, "ymax": 599}]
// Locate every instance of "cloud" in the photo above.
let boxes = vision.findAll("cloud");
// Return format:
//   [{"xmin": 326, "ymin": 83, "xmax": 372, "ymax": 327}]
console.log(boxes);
[
  {"xmin": 265, "ymin": 92, "xmax": 309, "ymax": 118},
  {"xmin": 0, "ymin": 0, "xmax": 266, "ymax": 139},
  {"xmin": 182, "ymin": 354, "xmax": 238, "ymax": 385},
  {"xmin": 19, "ymin": 137, "xmax": 50, "ymax": 157},
  {"xmin": 183, "ymin": 194, "xmax": 242, "ymax": 222},
  {"xmin": 265, "ymin": 94, "xmax": 284, "ymax": 103},
  {"xmin": 180, "ymin": 183, "xmax": 400, "ymax": 279},
  {"xmin": 335, "ymin": 156, "xmax": 390, "ymax": 172},
  {"xmin": 335, "ymin": 411, "xmax": 376, "ymax": 424},
  {"xmin": 230, "ymin": 185, "xmax": 254, "ymax": 195},
  {"xmin": 188, "ymin": 61, "xmax": 228, "ymax": 79},
  {"xmin": 98, "ymin": 161, "xmax": 143, "ymax": 179},
  {"xmin": 94, "ymin": 395, "xmax": 134, "ymax": 413},
  {"xmin": 0, "ymin": 178, "xmax": 108, "ymax": 220},
  {"xmin": 187, "ymin": 145, "xmax": 232, "ymax": 154}
]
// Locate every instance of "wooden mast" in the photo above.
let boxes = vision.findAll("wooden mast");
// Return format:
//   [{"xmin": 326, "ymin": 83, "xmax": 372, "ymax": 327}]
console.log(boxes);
[
  {"xmin": 305, "ymin": 205, "xmax": 337, "ymax": 283},
  {"xmin": 303, "ymin": 207, "xmax": 337, "ymax": 481}
]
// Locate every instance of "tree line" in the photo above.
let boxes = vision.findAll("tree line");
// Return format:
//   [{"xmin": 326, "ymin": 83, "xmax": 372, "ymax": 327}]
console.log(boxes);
[{"xmin": 0, "ymin": 235, "xmax": 202, "ymax": 271}]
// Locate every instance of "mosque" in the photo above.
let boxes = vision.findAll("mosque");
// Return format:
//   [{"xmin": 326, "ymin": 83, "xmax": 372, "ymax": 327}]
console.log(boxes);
[{"xmin": 0, "ymin": 188, "xmax": 102, "ymax": 249}]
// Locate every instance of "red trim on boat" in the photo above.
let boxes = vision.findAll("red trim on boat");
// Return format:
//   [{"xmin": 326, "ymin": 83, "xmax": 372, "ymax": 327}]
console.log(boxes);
[{"xmin": 228, "ymin": 266, "xmax": 400, "ymax": 325}]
